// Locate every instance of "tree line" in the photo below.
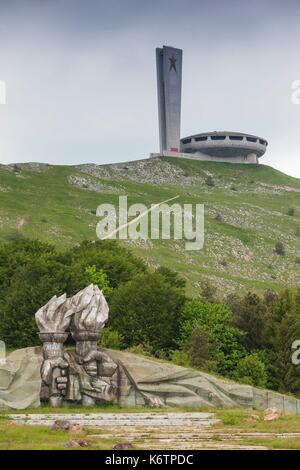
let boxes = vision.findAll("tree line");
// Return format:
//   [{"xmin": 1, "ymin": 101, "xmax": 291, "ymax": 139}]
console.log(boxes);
[{"xmin": 0, "ymin": 238, "xmax": 299, "ymax": 396}]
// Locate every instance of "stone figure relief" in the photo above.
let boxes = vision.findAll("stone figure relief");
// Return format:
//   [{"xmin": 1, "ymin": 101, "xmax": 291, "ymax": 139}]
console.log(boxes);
[
  {"xmin": 35, "ymin": 284, "xmax": 131, "ymax": 407},
  {"xmin": 35, "ymin": 293, "xmax": 73, "ymax": 407},
  {"xmin": 32, "ymin": 285, "xmax": 300, "ymax": 413}
]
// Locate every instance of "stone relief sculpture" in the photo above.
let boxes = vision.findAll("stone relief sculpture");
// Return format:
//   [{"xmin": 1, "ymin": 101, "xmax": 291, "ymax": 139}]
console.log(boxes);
[
  {"xmin": 35, "ymin": 293, "xmax": 72, "ymax": 407},
  {"xmin": 35, "ymin": 284, "xmax": 135, "ymax": 407},
  {"xmin": 1, "ymin": 284, "xmax": 300, "ymax": 412}
]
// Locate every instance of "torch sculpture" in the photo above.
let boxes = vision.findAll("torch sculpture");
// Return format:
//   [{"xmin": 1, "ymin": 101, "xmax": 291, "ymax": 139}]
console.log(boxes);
[
  {"xmin": 70, "ymin": 284, "xmax": 109, "ymax": 406},
  {"xmin": 35, "ymin": 294, "xmax": 73, "ymax": 407}
]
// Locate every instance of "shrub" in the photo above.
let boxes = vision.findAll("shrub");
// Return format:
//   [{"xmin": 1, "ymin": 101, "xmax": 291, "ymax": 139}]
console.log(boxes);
[
  {"xmin": 0, "ymin": 238, "xmax": 146, "ymax": 348},
  {"xmin": 84, "ymin": 265, "xmax": 112, "ymax": 297},
  {"xmin": 274, "ymin": 241, "xmax": 285, "ymax": 256},
  {"xmin": 186, "ymin": 323, "xmax": 219, "ymax": 372},
  {"xmin": 180, "ymin": 299, "xmax": 245, "ymax": 377},
  {"xmin": 99, "ymin": 328, "xmax": 123, "ymax": 350},
  {"xmin": 234, "ymin": 353, "xmax": 268, "ymax": 388},
  {"xmin": 127, "ymin": 343, "xmax": 153, "ymax": 357},
  {"xmin": 205, "ymin": 176, "xmax": 215, "ymax": 187},
  {"xmin": 170, "ymin": 349, "xmax": 190, "ymax": 367},
  {"xmin": 109, "ymin": 271, "xmax": 186, "ymax": 353},
  {"xmin": 227, "ymin": 292, "xmax": 266, "ymax": 351},
  {"xmin": 199, "ymin": 280, "xmax": 217, "ymax": 302},
  {"xmin": 287, "ymin": 207, "xmax": 295, "ymax": 216}
]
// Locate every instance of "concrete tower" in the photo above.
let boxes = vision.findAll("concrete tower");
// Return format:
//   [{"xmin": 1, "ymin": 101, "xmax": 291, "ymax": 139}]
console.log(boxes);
[{"xmin": 156, "ymin": 45, "xmax": 182, "ymax": 154}]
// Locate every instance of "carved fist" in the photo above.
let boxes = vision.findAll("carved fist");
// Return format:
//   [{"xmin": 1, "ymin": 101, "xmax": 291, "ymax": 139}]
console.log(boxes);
[
  {"xmin": 41, "ymin": 357, "xmax": 69, "ymax": 395},
  {"xmin": 81, "ymin": 350, "xmax": 118, "ymax": 378}
]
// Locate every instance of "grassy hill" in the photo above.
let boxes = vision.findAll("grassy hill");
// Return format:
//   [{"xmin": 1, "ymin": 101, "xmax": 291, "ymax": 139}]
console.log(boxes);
[{"xmin": 0, "ymin": 156, "xmax": 300, "ymax": 296}]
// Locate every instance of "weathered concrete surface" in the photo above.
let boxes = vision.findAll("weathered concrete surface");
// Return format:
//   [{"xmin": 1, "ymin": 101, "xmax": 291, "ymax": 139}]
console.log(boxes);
[
  {"xmin": 8, "ymin": 412, "xmax": 219, "ymax": 427},
  {"xmin": 0, "ymin": 347, "xmax": 42, "ymax": 410},
  {"xmin": 156, "ymin": 46, "xmax": 182, "ymax": 153},
  {"xmin": 2, "ymin": 347, "xmax": 300, "ymax": 413},
  {"xmin": 88, "ymin": 428, "xmax": 296, "ymax": 450},
  {"xmin": 107, "ymin": 349, "xmax": 300, "ymax": 412}
]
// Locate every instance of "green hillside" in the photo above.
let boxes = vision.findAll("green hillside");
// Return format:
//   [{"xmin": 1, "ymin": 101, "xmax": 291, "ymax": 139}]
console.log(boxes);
[{"xmin": 0, "ymin": 156, "xmax": 300, "ymax": 296}]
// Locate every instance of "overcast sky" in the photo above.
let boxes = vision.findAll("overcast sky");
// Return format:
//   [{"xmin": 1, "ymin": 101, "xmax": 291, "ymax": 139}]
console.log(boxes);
[{"xmin": 0, "ymin": 0, "xmax": 300, "ymax": 177}]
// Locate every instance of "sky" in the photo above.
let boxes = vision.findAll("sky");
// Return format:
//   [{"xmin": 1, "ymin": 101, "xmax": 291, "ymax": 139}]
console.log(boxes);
[{"xmin": 0, "ymin": 0, "xmax": 300, "ymax": 177}]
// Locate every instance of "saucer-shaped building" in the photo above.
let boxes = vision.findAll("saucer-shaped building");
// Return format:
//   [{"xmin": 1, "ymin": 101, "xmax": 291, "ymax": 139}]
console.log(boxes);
[{"xmin": 180, "ymin": 131, "xmax": 268, "ymax": 164}]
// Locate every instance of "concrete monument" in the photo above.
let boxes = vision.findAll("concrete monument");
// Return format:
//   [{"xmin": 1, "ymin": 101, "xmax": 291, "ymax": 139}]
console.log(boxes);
[
  {"xmin": 0, "ymin": 285, "xmax": 300, "ymax": 413},
  {"xmin": 156, "ymin": 45, "xmax": 183, "ymax": 154},
  {"xmin": 154, "ymin": 46, "xmax": 268, "ymax": 163}
]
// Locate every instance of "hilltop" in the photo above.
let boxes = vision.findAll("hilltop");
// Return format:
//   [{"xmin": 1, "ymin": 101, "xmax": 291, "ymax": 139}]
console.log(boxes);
[{"xmin": 0, "ymin": 156, "xmax": 300, "ymax": 296}]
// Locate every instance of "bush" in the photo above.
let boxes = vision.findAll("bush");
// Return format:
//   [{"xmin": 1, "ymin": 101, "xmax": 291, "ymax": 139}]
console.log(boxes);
[
  {"xmin": 234, "ymin": 353, "xmax": 268, "ymax": 387},
  {"xmin": 199, "ymin": 280, "xmax": 217, "ymax": 302},
  {"xmin": 99, "ymin": 328, "xmax": 123, "ymax": 350},
  {"xmin": 127, "ymin": 343, "xmax": 153, "ymax": 357},
  {"xmin": 287, "ymin": 207, "xmax": 295, "ymax": 216},
  {"xmin": 0, "ymin": 239, "xmax": 146, "ymax": 348},
  {"xmin": 85, "ymin": 265, "xmax": 112, "ymax": 297},
  {"xmin": 180, "ymin": 299, "xmax": 245, "ymax": 377},
  {"xmin": 274, "ymin": 241, "xmax": 285, "ymax": 256},
  {"xmin": 170, "ymin": 349, "xmax": 190, "ymax": 367},
  {"xmin": 109, "ymin": 270, "xmax": 186, "ymax": 353},
  {"xmin": 227, "ymin": 292, "xmax": 266, "ymax": 351},
  {"xmin": 205, "ymin": 176, "xmax": 215, "ymax": 187},
  {"xmin": 186, "ymin": 323, "xmax": 219, "ymax": 371}
]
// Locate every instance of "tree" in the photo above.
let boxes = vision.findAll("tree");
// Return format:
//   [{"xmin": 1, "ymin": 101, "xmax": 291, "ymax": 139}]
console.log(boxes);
[
  {"xmin": 186, "ymin": 322, "xmax": 219, "ymax": 371},
  {"xmin": 85, "ymin": 265, "xmax": 112, "ymax": 297},
  {"xmin": 0, "ymin": 238, "xmax": 146, "ymax": 348},
  {"xmin": 235, "ymin": 353, "xmax": 268, "ymax": 387},
  {"xmin": 109, "ymin": 271, "xmax": 186, "ymax": 353},
  {"xmin": 277, "ymin": 311, "xmax": 300, "ymax": 395},
  {"xmin": 262, "ymin": 289, "xmax": 300, "ymax": 392},
  {"xmin": 180, "ymin": 299, "xmax": 245, "ymax": 377},
  {"xmin": 0, "ymin": 257, "xmax": 86, "ymax": 347},
  {"xmin": 67, "ymin": 240, "xmax": 146, "ymax": 289},
  {"xmin": 156, "ymin": 266, "xmax": 186, "ymax": 289},
  {"xmin": 227, "ymin": 292, "xmax": 266, "ymax": 351}
]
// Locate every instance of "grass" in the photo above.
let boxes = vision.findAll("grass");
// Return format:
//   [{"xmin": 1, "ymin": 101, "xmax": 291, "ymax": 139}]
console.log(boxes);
[
  {"xmin": 1, "ymin": 157, "xmax": 300, "ymax": 296},
  {"xmin": 215, "ymin": 408, "xmax": 300, "ymax": 433},
  {"xmin": 1, "ymin": 408, "xmax": 300, "ymax": 450},
  {"xmin": 212, "ymin": 409, "xmax": 300, "ymax": 450},
  {"xmin": 0, "ymin": 419, "xmax": 120, "ymax": 450}
]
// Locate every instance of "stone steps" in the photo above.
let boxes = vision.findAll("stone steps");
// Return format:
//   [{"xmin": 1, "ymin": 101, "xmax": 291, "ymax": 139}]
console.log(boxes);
[
  {"xmin": 8, "ymin": 412, "xmax": 298, "ymax": 449},
  {"xmin": 89, "ymin": 430, "xmax": 300, "ymax": 440},
  {"xmin": 8, "ymin": 412, "xmax": 219, "ymax": 427}
]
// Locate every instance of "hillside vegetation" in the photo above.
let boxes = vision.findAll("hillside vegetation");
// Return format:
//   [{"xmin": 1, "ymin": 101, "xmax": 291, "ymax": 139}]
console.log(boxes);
[{"xmin": 0, "ymin": 156, "xmax": 300, "ymax": 295}]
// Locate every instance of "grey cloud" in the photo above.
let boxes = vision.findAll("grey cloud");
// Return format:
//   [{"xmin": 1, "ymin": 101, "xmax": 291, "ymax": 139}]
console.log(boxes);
[{"xmin": 0, "ymin": 0, "xmax": 300, "ymax": 177}]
